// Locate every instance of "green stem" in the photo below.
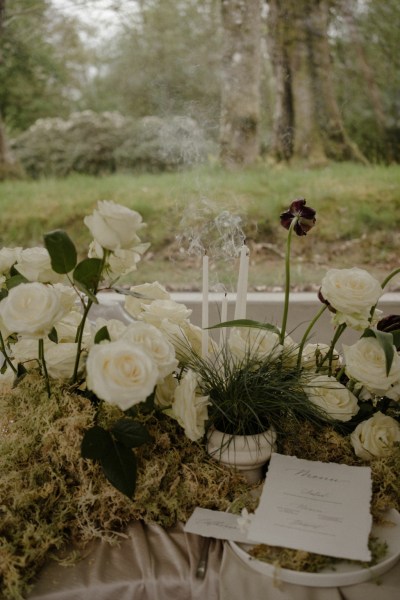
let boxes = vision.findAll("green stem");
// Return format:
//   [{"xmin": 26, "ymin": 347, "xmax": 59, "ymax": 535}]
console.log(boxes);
[
  {"xmin": 71, "ymin": 249, "xmax": 109, "ymax": 384},
  {"xmin": 0, "ymin": 331, "xmax": 17, "ymax": 374},
  {"xmin": 71, "ymin": 297, "xmax": 93, "ymax": 384},
  {"xmin": 39, "ymin": 338, "xmax": 51, "ymax": 397},
  {"xmin": 320, "ymin": 323, "xmax": 347, "ymax": 376},
  {"xmin": 280, "ymin": 218, "xmax": 297, "ymax": 344},
  {"xmin": 296, "ymin": 304, "xmax": 328, "ymax": 370}
]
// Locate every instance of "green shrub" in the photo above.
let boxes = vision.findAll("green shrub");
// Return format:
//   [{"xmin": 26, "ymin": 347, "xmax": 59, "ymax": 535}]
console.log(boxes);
[{"xmin": 11, "ymin": 112, "xmax": 216, "ymax": 177}]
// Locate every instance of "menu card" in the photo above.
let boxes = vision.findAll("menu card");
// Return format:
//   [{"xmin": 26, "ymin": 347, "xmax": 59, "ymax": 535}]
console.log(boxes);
[{"xmin": 247, "ymin": 453, "xmax": 372, "ymax": 561}]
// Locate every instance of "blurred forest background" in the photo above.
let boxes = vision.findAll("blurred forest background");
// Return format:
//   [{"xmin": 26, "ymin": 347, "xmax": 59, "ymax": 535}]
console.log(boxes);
[
  {"xmin": 1, "ymin": 0, "xmax": 399, "ymax": 176},
  {"xmin": 0, "ymin": 0, "xmax": 399, "ymax": 292}
]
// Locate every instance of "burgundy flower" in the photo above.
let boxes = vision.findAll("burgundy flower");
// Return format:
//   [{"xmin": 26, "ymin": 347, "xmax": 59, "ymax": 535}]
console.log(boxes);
[{"xmin": 280, "ymin": 198, "xmax": 316, "ymax": 236}]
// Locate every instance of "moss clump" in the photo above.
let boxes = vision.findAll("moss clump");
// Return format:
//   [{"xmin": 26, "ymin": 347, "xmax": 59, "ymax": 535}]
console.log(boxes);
[{"xmin": 0, "ymin": 375, "xmax": 248, "ymax": 599}]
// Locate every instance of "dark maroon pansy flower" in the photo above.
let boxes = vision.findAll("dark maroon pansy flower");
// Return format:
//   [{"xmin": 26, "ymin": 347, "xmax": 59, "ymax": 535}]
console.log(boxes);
[{"xmin": 280, "ymin": 198, "xmax": 316, "ymax": 236}]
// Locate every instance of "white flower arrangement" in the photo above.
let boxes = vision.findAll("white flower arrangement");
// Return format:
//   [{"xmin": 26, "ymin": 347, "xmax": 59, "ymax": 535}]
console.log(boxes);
[{"xmin": 0, "ymin": 197, "xmax": 399, "ymax": 506}]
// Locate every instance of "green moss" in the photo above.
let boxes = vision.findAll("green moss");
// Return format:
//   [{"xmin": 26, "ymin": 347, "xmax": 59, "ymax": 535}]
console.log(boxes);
[{"xmin": 0, "ymin": 375, "xmax": 248, "ymax": 599}]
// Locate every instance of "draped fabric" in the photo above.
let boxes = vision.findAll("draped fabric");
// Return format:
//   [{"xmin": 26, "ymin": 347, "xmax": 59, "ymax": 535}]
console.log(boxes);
[
  {"xmin": 29, "ymin": 522, "xmax": 400, "ymax": 600},
  {"xmin": 29, "ymin": 522, "xmax": 222, "ymax": 600}
]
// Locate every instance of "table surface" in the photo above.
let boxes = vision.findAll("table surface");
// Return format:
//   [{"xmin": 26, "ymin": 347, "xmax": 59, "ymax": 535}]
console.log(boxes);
[{"xmin": 28, "ymin": 520, "xmax": 400, "ymax": 600}]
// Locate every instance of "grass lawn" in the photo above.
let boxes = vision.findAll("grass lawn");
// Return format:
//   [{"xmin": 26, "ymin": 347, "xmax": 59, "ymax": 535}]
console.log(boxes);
[{"xmin": 1, "ymin": 162, "xmax": 399, "ymax": 292}]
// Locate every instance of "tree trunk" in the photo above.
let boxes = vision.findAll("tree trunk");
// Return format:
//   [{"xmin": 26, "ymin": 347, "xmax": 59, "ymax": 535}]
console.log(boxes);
[
  {"xmin": 0, "ymin": 0, "xmax": 11, "ymax": 176},
  {"xmin": 267, "ymin": 0, "xmax": 367, "ymax": 165},
  {"xmin": 219, "ymin": 0, "xmax": 262, "ymax": 168}
]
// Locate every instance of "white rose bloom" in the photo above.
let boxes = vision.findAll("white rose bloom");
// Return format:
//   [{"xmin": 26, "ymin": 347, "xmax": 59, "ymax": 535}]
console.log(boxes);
[
  {"xmin": 0, "ymin": 247, "xmax": 21, "ymax": 274},
  {"xmin": 84, "ymin": 200, "xmax": 145, "ymax": 251},
  {"xmin": 281, "ymin": 334, "xmax": 300, "ymax": 367},
  {"xmin": 122, "ymin": 322, "xmax": 177, "ymax": 380},
  {"xmin": 140, "ymin": 299, "xmax": 192, "ymax": 327},
  {"xmin": 88, "ymin": 240, "xmax": 150, "ymax": 281},
  {"xmin": 302, "ymin": 343, "xmax": 340, "ymax": 371},
  {"xmin": 160, "ymin": 319, "xmax": 217, "ymax": 360},
  {"xmin": 321, "ymin": 268, "xmax": 382, "ymax": 331},
  {"xmin": 45, "ymin": 342, "xmax": 84, "ymax": 380},
  {"xmin": 155, "ymin": 373, "xmax": 178, "ymax": 408},
  {"xmin": 93, "ymin": 317, "xmax": 127, "ymax": 342},
  {"xmin": 14, "ymin": 247, "xmax": 65, "ymax": 283},
  {"xmin": 343, "ymin": 338, "xmax": 400, "ymax": 397},
  {"xmin": 0, "ymin": 283, "xmax": 69, "ymax": 338},
  {"xmin": 12, "ymin": 338, "xmax": 39, "ymax": 365},
  {"xmin": 171, "ymin": 369, "xmax": 210, "ymax": 442},
  {"xmin": 305, "ymin": 375, "xmax": 359, "ymax": 421},
  {"xmin": 55, "ymin": 310, "xmax": 92, "ymax": 344},
  {"xmin": 86, "ymin": 339, "xmax": 159, "ymax": 409},
  {"xmin": 124, "ymin": 282, "xmax": 170, "ymax": 319},
  {"xmin": 228, "ymin": 327, "xmax": 282, "ymax": 362},
  {"xmin": 350, "ymin": 411, "xmax": 400, "ymax": 460}
]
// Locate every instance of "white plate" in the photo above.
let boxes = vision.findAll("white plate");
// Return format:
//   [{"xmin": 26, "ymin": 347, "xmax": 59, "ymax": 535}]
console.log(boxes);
[{"xmin": 229, "ymin": 508, "xmax": 400, "ymax": 587}]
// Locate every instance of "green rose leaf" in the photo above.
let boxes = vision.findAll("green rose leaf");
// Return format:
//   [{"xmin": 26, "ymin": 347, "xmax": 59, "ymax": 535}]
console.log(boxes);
[
  {"xmin": 44, "ymin": 229, "xmax": 77, "ymax": 274},
  {"xmin": 111, "ymin": 418, "xmax": 153, "ymax": 448},
  {"xmin": 100, "ymin": 440, "xmax": 137, "ymax": 498},
  {"xmin": 207, "ymin": 319, "xmax": 280, "ymax": 336},
  {"xmin": 73, "ymin": 258, "xmax": 103, "ymax": 302},
  {"xmin": 362, "ymin": 328, "xmax": 394, "ymax": 376},
  {"xmin": 0, "ymin": 288, "xmax": 8, "ymax": 301},
  {"xmin": 81, "ymin": 426, "xmax": 113, "ymax": 460},
  {"xmin": 6, "ymin": 274, "xmax": 28, "ymax": 290},
  {"xmin": 94, "ymin": 325, "xmax": 111, "ymax": 344},
  {"xmin": 48, "ymin": 327, "xmax": 58, "ymax": 344}
]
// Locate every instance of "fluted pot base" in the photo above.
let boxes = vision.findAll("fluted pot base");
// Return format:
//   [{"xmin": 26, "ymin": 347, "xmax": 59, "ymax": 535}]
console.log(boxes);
[{"xmin": 206, "ymin": 428, "xmax": 277, "ymax": 484}]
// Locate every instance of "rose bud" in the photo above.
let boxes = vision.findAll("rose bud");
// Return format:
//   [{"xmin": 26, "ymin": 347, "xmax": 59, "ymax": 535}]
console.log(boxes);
[{"xmin": 280, "ymin": 198, "xmax": 316, "ymax": 236}]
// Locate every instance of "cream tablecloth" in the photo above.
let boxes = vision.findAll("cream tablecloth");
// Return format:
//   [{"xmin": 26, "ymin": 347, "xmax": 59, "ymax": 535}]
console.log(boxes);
[{"xmin": 28, "ymin": 521, "xmax": 400, "ymax": 600}]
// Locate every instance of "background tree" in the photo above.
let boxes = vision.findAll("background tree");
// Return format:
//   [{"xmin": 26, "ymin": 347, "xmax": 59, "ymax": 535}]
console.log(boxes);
[
  {"xmin": 0, "ymin": 0, "xmax": 90, "ymax": 133},
  {"xmin": 84, "ymin": 0, "xmax": 222, "ymax": 136},
  {"xmin": 333, "ymin": 0, "xmax": 400, "ymax": 162},
  {"xmin": 267, "ymin": 0, "xmax": 367, "ymax": 165},
  {"xmin": 219, "ymin": 0, "xmax": 262, "ymax": 168}
]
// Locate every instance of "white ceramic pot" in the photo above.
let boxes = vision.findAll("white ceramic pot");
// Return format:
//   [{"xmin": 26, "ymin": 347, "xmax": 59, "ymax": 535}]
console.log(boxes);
[{"xmin": 206, "ymin": 428, "xmax": 277, "ymax": 484}]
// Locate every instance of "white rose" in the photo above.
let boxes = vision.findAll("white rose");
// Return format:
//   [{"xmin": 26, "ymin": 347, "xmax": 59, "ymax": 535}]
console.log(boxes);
[
  {"xmin": 350, "ymin": 411, "xmax": 400, "ymax": 460},
  {"xmin": 160, "ymin": 319, "xmax": 215, "ymax": 360},
  {"xmin": 305, "ymin": 375, "xmax": 359, "ymax": 421},
  {"xmin": 0, "ymin": 247, "xmax": 21, "ymax": 274},
  {"xmin": 45, "ymin": 342, "xmax": 84, "ymax": 380},
  {"xmin": 139, "ymin": 299, "xmax": 192, "ymax": 327},
  {"xmin": 124, "ymin": 282, "xmax": 170, "ymax": 319},
  {"xmin": 14, "ymin": 247, "xmax": 65, "ymax": 283},
  {"xmin": 93, "ymin": 317, "xmax": 127, "ymax": 342},
  {"xmin": 343, "ymin": 338, "xmax": 400, "ymax": 397},
  {"xmin": 122, "ymin": 322, "xmax": 177, "ymax": 380},
  {"xmin": 55, "ymin": 310, "xmax": 92, "ymax": 344},
  {"xmin": 84, "ymin": 200, "xmax": 145, "ymax": 251},
  {"xmin": 88, "ymin": 240, "xmax": 150, "ymax": 281},
  {"xmin": 171, "ymin": 369, "xmax": 209, "ymax": 441},
  {"xmin": 321, "ymin": 268, "xmax": 382, "ymax": 330},
  {"xmin": 302, "ymin": 343, "xmax": 340, "ymax": 371},
  {"xmin": 228, "ymin": 327, "xmax": 282, "ymax": 362},
  {"xmin": 12, "ymin": 338, "xmax": 39, "ymax": 365},
  {"xmin": 155, "ymin": 373, "xmax": 178, "ymax": 408},
  {"xmin": 86, "ymin": 339, "xmax": 159, "ymax": 409},
  {"xmin": 0, "ymin": 283, "xmax": 69, "ymax": 338}
]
